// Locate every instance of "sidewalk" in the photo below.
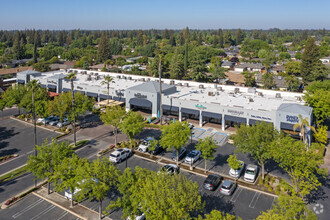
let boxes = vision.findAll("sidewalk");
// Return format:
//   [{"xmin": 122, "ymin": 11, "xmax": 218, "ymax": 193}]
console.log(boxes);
[
  {"xmin": 33, "ymin": 187, "xmax": 111, "ymax": 220},
  {"xmin": 322, "ymin": 144, "xmax": 330, "ymax": 174}
]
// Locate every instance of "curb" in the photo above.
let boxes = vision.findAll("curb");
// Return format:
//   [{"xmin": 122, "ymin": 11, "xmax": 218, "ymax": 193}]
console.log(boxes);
[
  {"xmin": 32, "ymin": 191, "xmax": 87, "ymax": 220},
  {"xmin": 9, "ymin": 116, "xmax": 62, "ymax": 134},
  {"xmin": 0, "ymin": 164, "xmax": 27, "ymax": 178}
]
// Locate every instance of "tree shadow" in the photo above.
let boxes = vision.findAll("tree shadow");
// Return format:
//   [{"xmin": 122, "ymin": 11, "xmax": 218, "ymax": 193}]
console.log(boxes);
[
  {"xmin": 136, "ymin": 129, "xmax": 162, "ymax": 140},
  {"xmin": 305, "ymin": 175, "xmax": 330, "ymax": 204},
  {"xmin": 0, "ymin": 126, "xmax": 19, "ymax": 141}
]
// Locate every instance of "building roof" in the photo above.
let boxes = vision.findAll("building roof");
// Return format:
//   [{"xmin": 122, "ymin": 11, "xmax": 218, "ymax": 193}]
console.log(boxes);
[
  {"xmin": 0, "ymin": 66, "xmax": 33, "ymax": 76},
  {"xmin": 235, "ymin": 63, "xmax": 265, "ymax": 69},
  {"xmin": 278, "ymin": 103, "xmax": 312, "ymax": 116},
  {"xmin": 128, "ymin": 81, "xmax": 175, "ymax": 93},
  {"xmin": 18, "ymin": 70, "xmax": 40, "ymax": 76}
]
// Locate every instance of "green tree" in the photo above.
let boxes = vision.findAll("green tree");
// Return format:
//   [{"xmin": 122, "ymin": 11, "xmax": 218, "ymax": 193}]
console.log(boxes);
[
  {"xmin": 231, "ymin": 122, "xmax": 278, "ymax": 179},
  {"xmin": 98, "ymin": 33, "xmax": 110, "ymax": 63},
  {"xmin": 27, "ymin": 139, "xmax": 74, "ymax": 194},
  {"xmin": 261, "ymin": 72, "xmax": 275, "ymax": 89},
  {"xmin": 212, "ymin": 65, "xmax": 226, "ymax": 83},
  {"xmin": 301, "ymin": 37, "xmax": 322, "ymax": 83},
  {"xmin": 293, "ymin": 114, "xmax": 316, "ymax": 143},
  {"xmin": 101, "ymin": 75, "xmax": 113, "ymax": 105},
  {"xmin": 285, "ymin": 61, "xmax": 301, "ymax": 76},
  {"xmin": 65, "ymin": 72, "xmax": 77, "ymax": 146},
  {"xmin": 271, "ymin": 135, "xmax": 326, "ymax": 198},
  {"xmin": 33, "ymin": 61, "xmax": 50, "ymax": 72},
  {"xmin": 258, "ymin": 49, "xmax": 269, "ymax": 59},
  {"xmin": 285, "ymin": 75, "xmax": 300, "ymax": 92},
  {"xmin": 108, "ymin": 167, "xmax": 203, "ymax": 220},
  {"xmin": 12, "ymin": 32, "xmax": 24, "ymax": 60},
  {"xmin": 257, "ymin": 194, "xmax": 317, "ymax": 220},
  {"xmin": 242, "ymin": 71, "xmax": 256, "ymax": 87},
  {"xmin": 53, "ymin": 154, "xmax": 88, "ymax": 207},
  {"xmin": 1, "ymin": 84, "xmax": 27, "ymax": 114},
  {"xmin": 119, "ymin": 111, "xmax": 144, "ymax": 148},
  {"xmin": 199, "ymin": 210, "xmax": 239, "ymax": 220},
  {"xmin": 169, "ymin": 49, "xmax": 184, "ymax": 79},
  {"xmin": 218, "ymin": 29, "xmax": 224, "ymax": 48},
  {"xmin": 77, "ymin": 157, "xmax": 120, "ymax": 220},
  {"xmin": 160, "ymin": 121, "xmax": 191, "ymax": 165},
  {"xmin": 279, "ymin": 52, "xmax": 291, "ymax": 60},
  {"xmin": 313, "ymin": 125, "xmax": 328, "ymax": 145},
  {"xmin": 235, "ymin": 29, "xmax": 243, "ymax": 45},
  {"xmin": 227, "ymin": 154, "xmax": 241, "ymax": 170},
  {"xmin": 195, "ymin": 137, "xmax": 218, "ymax": 173},
  {"xmin": 100, "ymin": 106, "xmax": 126, "ymax": 147},
  {"xmin": 184, "ymin": 43, "xmax": 189, "ymax": 71}
]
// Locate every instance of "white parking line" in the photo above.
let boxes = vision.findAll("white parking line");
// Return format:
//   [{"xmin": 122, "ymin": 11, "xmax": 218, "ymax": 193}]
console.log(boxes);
[
  {"xmin": 230, "ymin": 187, "xmax": 243, "ymax": 203},
  {"xmin": 57, "ymin": 211, "xmax": 68, "ymax": 220},
  {"xmin": 249, "ymin": 192, "xmax": 261, "ymax": 208},
  {"xmin": 12, "ymin": 199, "xmax": 44, "ymax": 218},
  {"xmin": 30, "ymin": 205, "xmax": 55, "ymax": 220}
]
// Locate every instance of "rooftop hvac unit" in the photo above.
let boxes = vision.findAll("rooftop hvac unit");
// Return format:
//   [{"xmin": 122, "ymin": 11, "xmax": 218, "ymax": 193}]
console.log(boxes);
[
  {"xmin": 68, "ymin": 70, "xmax": 72, "ymax": 73},
  {"xmin": 95, "ymin": 75, "xmax": 100, "ymax": 80},
  {"xmin": 86, "ymin": 76, "xmax": 91, "ymax": 81},
  {"xmin": 234, "ymin": 88, "xmax": 240, "ymax": 94},
  {"xmin": 141, "ymin": 78, "xmax": 145, "ymax": 81},
  {"xmin": 116, "ymin": 75, "xmax": 121, "ymax": 78},
  {"xmin": 216, "ymin": 91, "xmax": 220, "ymax": 95},
  {"xmin": 257, "ymin": 92, "xmax": 263, "ymax": 96},
  {"xmin": 217, "ymin": 87, "xmax": 223, "ymax": 91},
  {"xmin": 94, "ymin": 72, "xmax": 98, "ymax": 76},
  {"xmin": 199, "ymin": 84, "xmax": 204, "ymax": 89},
  {"xmin": 127, "ymin": 76, "xmax": 132, "ymax": 80},
  {"xmin": 74, "ymin": 70, "xmax": 78, "ymax": 74},
  {"xmin": 208, "ymin": 92, "xmax": 214, "ymax": 96},
  {"xmin": 296, "ymin": 96, "xmax": 302, "ymax": 101},
  {"xmin": 276, "ymin": 93, "xmax": 281, "ymax": 98},
  {"xmin": 170, "ymin": 80, "xmax": 175, "ymax": 85},
  {"xmin": 90, "ymin": 72, "xmax": 94, "ymax": 75},
  {"xmin": 184, "ymin": 83, "xmax": 189, "ymax": 87},
  {"xmin": 123, "ymin": 76, "xmax": 127, "ymax": 80},
  {"xmin": 177, "ymin": 83, "xmax": 182, "ymax": 86},
  {"xmin": 249, "ymin": 97, "xmax": 254, "ymax": 102}
]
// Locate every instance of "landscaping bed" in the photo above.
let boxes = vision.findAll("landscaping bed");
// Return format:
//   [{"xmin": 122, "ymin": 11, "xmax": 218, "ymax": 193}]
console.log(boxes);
[{"xmin": 0, "ymin": 154, "xmax": 19, "ymax": 164}]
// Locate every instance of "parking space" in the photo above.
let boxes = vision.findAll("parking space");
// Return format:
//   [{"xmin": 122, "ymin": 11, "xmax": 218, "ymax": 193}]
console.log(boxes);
[
  {"xmin": 0, "ymin": 118, "xmax": 58, "ymax": 175},
  {"xmin": 0, "ymin": 194, "xmax": 81, "ymax": 220}
]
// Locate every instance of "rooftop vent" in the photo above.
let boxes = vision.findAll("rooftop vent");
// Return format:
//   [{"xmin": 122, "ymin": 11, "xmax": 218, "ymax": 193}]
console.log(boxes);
[
  {"xmin": 184, "ymin": 83, "xmax": 189, "ymax": 87},
  {"xmin": 94, "ymin": 72, "xmax": 98, "ymax": 76},
  {"xmin": 217, "ymin": 87, "xmax": 223, "ymax": 91},
  {"xmin": 127, "ymin": 76, "xmax": 132, "ymax": 80},
  {"xmin": 234, "ymin": 88, "xmax": 240, "ymax": 94},
  {"xmin": 147, "ymin": 78, "xmax": 151, "ymax": 81},
  {"xmin": 275, "ymin": 93, "xmax": 281, "ymax": 98},
  {"xmin": 199, "ymin": 84, "xmax": 204, "ymax": 89},
  {"xmin": 249, "ymin": 97, "xmax": 254, "ymax": 102},
  {"xmin": 116, "ymin": 75, "xmax": 121, "ymax": 79},
  {"xmin": 257, "ymin": 92, "xmax": 263, "ymax": 96},
  {"xmin": 208, "ymin": 91, "xmax": 214, "ymax": 96},
  {"xmin": 90, "ymin": 72, "xmax": 94, "ymax": 75},
  {"xmin": 177, "ymin": 83, "xmax": 182, "ymax": 86},
  {"xmin": 296, "ymin": 96, "xmax": 302, "ymax": 101},
  {"xmin": 170, "ymin": 80, "xmax": 175, "ymax": 85}
]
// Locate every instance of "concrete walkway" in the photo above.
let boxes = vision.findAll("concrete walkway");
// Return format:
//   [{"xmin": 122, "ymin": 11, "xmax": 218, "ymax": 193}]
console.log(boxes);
[{"xmin": 34, "ymin": 187, "xmax": 111, "ymax": 220}]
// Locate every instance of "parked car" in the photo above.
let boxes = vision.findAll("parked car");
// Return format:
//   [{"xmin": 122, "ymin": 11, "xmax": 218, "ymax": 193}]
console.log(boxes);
[
  {"xmin": 203, "ymin": 174, "xmax": 223, "ymax": 191},
  {"xmin": 229, "ymin": 161, "xmax": 245, "ymax": 178},
  {"xmin": 37, "ymin": 117, "xmax": 45, "ymax": 123},
  {"xmin": 49, "ymin": 117, "xmax": 59, "ymax": 126},
  {"xmin": 109, "ymin": 148, "xmax": 132, "ymax": 163},
  {"xmin": 57, "ymin": 118, "xmax": 70, "ymax": 128},
  {"xmin": 244, "ymin": 164, "xmax": 258, "ymax": 183},
  {"xmin": 159, "ymin": 164, "xmax": 180, "ymax": 175},
  {"xmin": 127, "ymin": 209, "xmax": 146, "ymax": 220},
  {"xmin": 188, "ymin": 123, "xmax": 194, "ymax": 130},
  {"xmin": 171, "ymin": 148, "xmax": 187, "ymax": 161},
  {"xmin": 149, "ymin": 145, "xmax": 164, "ymax": 155},
  {"xmin": 138, "ymin": 137, "xmax": 154, "ymax": 152},
  {"xmin": 185, "ymin": 150, "xmax": 201, "ymax": 164},
  {"xmin": 65, "ymin": 178, "xmax": 98, "ymax": 200},
  {"xmin": 219, "ymin": 180, "xmax": 237, "ymax": 196}
]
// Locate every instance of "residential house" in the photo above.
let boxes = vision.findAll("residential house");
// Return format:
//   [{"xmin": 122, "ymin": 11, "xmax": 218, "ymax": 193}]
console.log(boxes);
[
  {"xmin": 270, "ymin": 65, "xmax": 286, "ymax": 74},
  {"xmin": 234, "ymin": 63, "xmax": 265, "ymax": 73},
  {"xmin": 221, "ymin": 61, "xmax": 235, "ymax": 69}
]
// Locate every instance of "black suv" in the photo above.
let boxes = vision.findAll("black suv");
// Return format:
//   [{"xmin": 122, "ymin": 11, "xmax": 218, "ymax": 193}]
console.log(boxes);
[
  {"xmin": 203, "ymin": 174, "xmax": 223, "ymax": 191},
  {"xmin": 171, "ymin": 148, "xmax": 187, "ymax": 161}
]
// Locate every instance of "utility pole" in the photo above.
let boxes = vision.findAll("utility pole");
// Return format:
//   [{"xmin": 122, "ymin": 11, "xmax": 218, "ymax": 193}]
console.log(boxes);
[{"xmin": 158, "ymin": 56, "xmax": 163, "ymax": 125}]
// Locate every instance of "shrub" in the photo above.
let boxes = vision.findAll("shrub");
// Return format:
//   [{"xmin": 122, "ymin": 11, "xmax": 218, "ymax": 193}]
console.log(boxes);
[
  {"xmin": 5, "ymin": 197, "xmax": 17, "ymax": 205},
  {"xmin": 268, "ymin": 186, "xmax": 273, "ymax": 192},
  {"xmin": 275, "ymin": 186, "xmax": 281, "ymax": 195},
  {"xmin": 258, "ymin": 177, "xmax": 264, "ymax": 185}
]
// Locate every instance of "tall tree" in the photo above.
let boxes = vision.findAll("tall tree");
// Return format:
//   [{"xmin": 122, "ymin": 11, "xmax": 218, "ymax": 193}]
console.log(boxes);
[
  {"xmin": 301, "ymin": 37, "xmax": 321, "ymax": 83},
  {"xmin": 118, "ymin": 111, "xmax": 144, "ymax": 149},
  {"xmin": 169, "ymin": 48, "xmax": 184, "ymax": 79},
  {"xmin": 285, "ymin": 75, "xmax": 300, "ymax": 92},
  {"xmin": 261, "ymin": 72, "xmax": 275, "ymax": 89},
  {"xmin": 1, "ymin": 84, "xmax": 27, "ymax": 114},
  {"xmin": 101, "ymin": 75, "xmax": 113, "ymax": 105},
  {"xmin": 242, "ymin": 71, "xmax": 256, "ymax": 87},
  {"xmin": 65, "ymin": 72, "xmax": 77, "ymax": 146},
  {"xmin": 195, "ymin": 137, "xmax": 218, "ymax": 173},
  {"xmin": 77, "ymin": 157, "xmax": 120, "ymax": 220},
  {"xmin": 160, "ymin": 121, "xmax": 191, "ymax": 165},
  {"xmin": 184, "ymin": 43, "xmax": 189, "ymax": 71},
  {"xmin": 235, "ymin": 29, "xmax": 243, "ymax": 45},
  {"xmin": 27, "ymin": 139, "xmax": 74, "ymax": 194},
  {"xmin": 231, "ymin": 122, "xmax": 278, "ymax": 179},
  {"xmin": 12, "ymin": 32, "xmax": 24, "ymax": 60},
  {"xmin": 218, "ymin": 29, "xmax": 224, "ymax": 48},
  {"xmin": 212, "ymin": 65, "xmax": 226, "ymax": 83},
  {"xmin": 100, "ymin": 106, "xmax": 126, "ymax": 147},
  {"xmin": 97, "ymin": 33, "xmax": 110, "ymax": 63}
]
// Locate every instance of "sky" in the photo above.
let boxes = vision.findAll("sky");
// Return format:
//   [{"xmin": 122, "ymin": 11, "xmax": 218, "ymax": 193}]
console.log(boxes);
[{"xmin": 0, "ymin": 0, "xmax": 329, "ymax": 30}]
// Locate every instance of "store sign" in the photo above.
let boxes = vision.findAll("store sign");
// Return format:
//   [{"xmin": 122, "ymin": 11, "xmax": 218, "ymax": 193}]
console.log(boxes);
[
  {"xmin": 286, "ymin": 115, "xmax": 299, "ymax": 123},
  {"xmin": 227, "ymin": 109, "xmax": 244, "ymax": 116},
  {"xmin": 134, "ymin": 93, "xmax": 147, "ymax": 99},
  {"xmin": 251, "ymin": 115, "xmax": 272, "ymax": 121},
  {"xmin": 195, "ymin": 104, "xmax": 206, "ymax": 109},
  {"xmin": 47, "ymin": 80, "xmax": 57, "ymax": 85}
]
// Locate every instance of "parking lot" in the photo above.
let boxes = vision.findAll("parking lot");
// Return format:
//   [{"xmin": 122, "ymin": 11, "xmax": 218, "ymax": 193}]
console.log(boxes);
[
  {"xmin": 0, "ymin": 194, "xmax": 81, "ymax": 220},
  {"xmin": 0, "ymin": 118, "xmax": 58, "ymax": 175}
]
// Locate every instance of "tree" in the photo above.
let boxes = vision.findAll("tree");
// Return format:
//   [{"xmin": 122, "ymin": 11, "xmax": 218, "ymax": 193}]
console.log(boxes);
[
  {"xmin": 100, "ymin": 106, "xmax": 126, "ymax": 147},
  {"xmin": 53, "ymin": 154, "xmax": 88, "ymax": 207},
  {"xmin": 1, "ymin": 84, "xmax": 27, "ymax": 114},
  {"xmin": 12, "ymin": 32, "xmax": 24, "ymax": 60},
  {"xmin": 98, "ymin": 33, "xmax": 110, "ymax": 63},
  {"xmin": 257, "ymin": 194, "xmax": 317, "ymax": 220},
  {"xmin": 198, "ymin": 210, "xmax": 239, "ymax": 220},
  {"xmin": 285, "ymin": 75, "xmax": 300, "ymax": 92},
  {"xmin": 285, "ymin": 61, "xmax": 301, "ymax": 76},
  {"xmin": 20, "ymin": 85, "xmax": 48, "ymax": 113},
  {"xmin": 108, "ymin": 167, "xmax": 203, "ymax": 220},
  {"xmin": 293, "ymin": 114, "xmax": 316, "ymax": 143},
  {"xmin": 195, "ymin": 137, "xmax": 218, "ymax": 173},
  {"xmin": 301, "ymin": 37, "xmax": 322, "ymax": 83},
  {"xmin": 271, "ymin": 135, "xmax": 326, "ymax": 198},
  {"xmin": 33, "ymin": 61, "xmax": 50, "ymax": 72},
  {"xmin": 65, "ymin": 72, "xmax": 77, "ymax": 146},
  {"xmin": 118, "ymin": 111, "xmax": 144, "ymax": 149},
  {"xmin": 184, "ymin": 43, "xmax": 189, "ymax": 71},
  {"xmin": 242, "ymin": 71, "xmax": 256, "ymax": 87},
  {"xmin": 169, "ymin": 49, "xmax": 184, "ymax": 79},
  {"xmin": 235, "ymin": 29, "xmax": 243, "ymax": 45},
  {"xmin": 279, "ymin": 52, "xmax": 291, "ymax": 60},
  {"xmin": 227, "ymin": 154, "xmax": 242, "ymax": 170},
  {"xmin": 212, "ymin": 65, "xmax": 226, "ymax": 83},
  {"xmin": 160, "ymin": 121, "xmax": 191, "ymax": 165},
  {"xmin": 27, "ymin": 139, "xmax": 74, "ymax": 194},
  {"xmin": 313, "ymin": 125, "xmax": 328, "ymax": 145},
  {"xmin": 77, "ymin": 157, "xmax": 120, "ymax": 220},
  {"xmin": 101, "ymin": 75, "xmax": 113, "ymax": 105},
  {"xmin": 218, "ymin": 29, "xmax": 224, "ymax": 48},
  {"xmin": 231, "ymin": 122, "xmax": 278, "ymax": 179},
  {"xmin": 261, "ymin": 72, "xmax": 275, "ymax": 89}
]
